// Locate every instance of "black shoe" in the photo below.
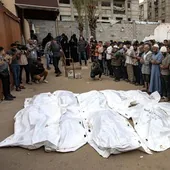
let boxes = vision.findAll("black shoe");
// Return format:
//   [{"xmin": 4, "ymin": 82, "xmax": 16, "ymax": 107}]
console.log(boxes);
[
  {"xmin": 4, "ymin": 96, "xmax": 13, "ymax": 101},
  {"xmin": 8, "ymin": 94, "xmax": 16, "ymax": 98}
]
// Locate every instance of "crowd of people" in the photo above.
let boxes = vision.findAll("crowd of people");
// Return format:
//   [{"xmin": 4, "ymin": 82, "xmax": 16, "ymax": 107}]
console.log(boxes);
[
  {"xmin": 89, "ymin": 39, "xmax": 170, "ymax": 102},
  {"xmin": 1, "ymin": 30, "xmax": 170, "ymax": 102},
  {"xmin": 0, "ymin": 38, "xmax": 48, "ymax": 101}
]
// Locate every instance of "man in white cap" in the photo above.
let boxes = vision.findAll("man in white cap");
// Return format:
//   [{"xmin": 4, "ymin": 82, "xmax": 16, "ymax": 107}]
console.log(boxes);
[
  {"xmin": 111, "ymin": 45, "xmax": 123, "ymax": 81},
  {"xmin": 149, "ymin": 44, "xmax": 163, "ymax": 95},
  {"xmin": 160, "ymin": 46, "xmax": 170, "ymax": 101}
]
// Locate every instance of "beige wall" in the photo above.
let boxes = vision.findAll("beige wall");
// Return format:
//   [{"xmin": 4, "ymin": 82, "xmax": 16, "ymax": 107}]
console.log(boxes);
[{"xmin": 1, "ymin": 0, "xmax": 17, "ymax": 15}]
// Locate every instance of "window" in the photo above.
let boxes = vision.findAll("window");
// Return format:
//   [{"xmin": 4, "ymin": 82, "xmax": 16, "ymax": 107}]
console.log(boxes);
[
  {"xmin": 128, "ymin": 3, "xmax": 131, "ymax": 8},
  {"xmin": 116, "ymin": 17, "xmax": 123, "ymax": 21},
  {"xmin": 102, "ymin": 17, "xmax": 109, "ymax": 20},
  {"xmin": 59, "ymin": 0, "xmax": 70, "ymax": 4},
  {"xmin": 114, "ymin": 3, "xmax": 123, "ymax": 7},
  {"xmin": 101, "ymin": 1, "xmax": 111, "ymax": 7}
]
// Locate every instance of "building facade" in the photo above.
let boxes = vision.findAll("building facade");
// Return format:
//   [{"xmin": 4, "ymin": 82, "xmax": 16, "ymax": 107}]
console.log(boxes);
[
  {"xmin": 147, "ymin": 0, "xmax": 170, "ymax": 22},
  {"xmin": 139, "ymin": 0, "xmax": 148, "ymax": 21},
  {"xmin": 59, "ymin": 0, "xmax": 139, "ymax": 22}
]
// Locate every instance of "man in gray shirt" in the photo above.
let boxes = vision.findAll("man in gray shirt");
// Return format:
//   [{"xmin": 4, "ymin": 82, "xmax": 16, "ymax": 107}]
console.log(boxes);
[{"xmin": 78, "ymin": 36, "xmax": 88, "ymax": 66}]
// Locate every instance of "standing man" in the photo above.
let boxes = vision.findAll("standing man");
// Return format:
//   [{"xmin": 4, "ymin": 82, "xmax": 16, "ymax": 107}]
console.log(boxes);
[
  {"xmin": 140, "ymin": 44, "xmax": 152, "ymax": 92},
  {"xmin": 0, "ymin": 47, "xmax": 15, "ymax": 100},
  {"xmin": 111, "ymin": 45, "xmax": 123, "ymax": 82},
  {"xmin": 78, "ymin": 36, "xmax": 88, "ymax": 66},
  {"xmin": 149, "ymin": 44, "xmax": 163, "ymax": 95},
  {"xmin": 44, "ymin": 37, "xmax": 53, "ymax": 70},
  {"xmin": 160, "ymin": 46, "xmax": 170, "ymax": 101},
  {"xmin": 106, "ymin": 42, "xmax": 113, "ymax": 77},
  {"xmin": 125, "ymin": 41, "xmax": 135, "ymax": 83},
  {"xmin": 26, "ymin": 39, "xmax": 38, "ymax": 81},
  {"xmin": 50, "ymin": 39, "xmax": 62, "ymax": 77},
  {"xmin": 8, "ymin": 43, "xmax": 21, "ymax": 91}
]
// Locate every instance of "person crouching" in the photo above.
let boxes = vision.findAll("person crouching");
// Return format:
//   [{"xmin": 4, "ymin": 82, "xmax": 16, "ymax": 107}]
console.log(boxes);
[
  {"xmin": 31, "ymin": 57, "xmax": 48, "ymax": 84},
  {"xmin": 90, "ymin": 60, "xmax": 102, "ymax": 80}
]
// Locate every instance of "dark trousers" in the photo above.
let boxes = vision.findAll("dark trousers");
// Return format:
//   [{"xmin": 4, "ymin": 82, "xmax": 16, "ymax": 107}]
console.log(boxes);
[
  {"xmin": 0, "ymin": 74, "xmax": 10, "ymax": 98},
  {"xmin": 161, "ymin": 75, "xmax": 170, "ymax": 98},
  {"xmin": 106, "ymin": 59, "xmax": 113, "ymax": 76},
  {"xmin": 113, "ymin": 66, "xmax": 122, "ymax": 80},
  {"xmin": 53, "ymin": 57, "xmax": 61, "ymax": 74},
  {"xmin": 98, "ymin": 60, "xmax": 103, "ymax": 72},
  {"xmin": 121, "ymin": 64, "xmax": 128, "ymax": 80},
  {"xmin": 133, "ymin": 65, "xmax": 140, "ymax": 84},
  {"xmin": 11, "ymin": 64, "xmax": 20, "ymax": 88},
  {"xmin": 90, "ymin": 70, "xmax": 102, "ymax": 79},
  {"xmin": 79, "ymin": 51, "xmax": 87, "ymax": 65},
  {"xmin": 20, "ymin": 65, "xmax": 30, "ymax": 83}
]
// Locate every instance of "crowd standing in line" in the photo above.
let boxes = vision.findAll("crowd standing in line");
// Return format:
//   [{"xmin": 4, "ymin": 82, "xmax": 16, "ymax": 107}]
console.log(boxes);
[{"xmin": 1, "ymin": 30, "xmax": 170, "ymax": 102}]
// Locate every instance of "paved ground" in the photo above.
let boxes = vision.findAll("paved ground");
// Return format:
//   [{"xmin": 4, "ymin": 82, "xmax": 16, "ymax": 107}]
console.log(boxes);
[{"xmin": 0, "ymin": 63, "xmax": 170, "ymax": 170}]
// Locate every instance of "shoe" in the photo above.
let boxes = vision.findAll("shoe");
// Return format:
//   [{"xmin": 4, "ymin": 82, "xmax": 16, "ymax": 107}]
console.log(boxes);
[
  {"xmin": 8, "ymin": 94, "xmax": 16, "ymax": 98},
  {"xmin": 4, "ymin": 96, "xmax": 13, "ymax": 101},
  {"xmin": 20, "ymin": 86, "xmax": 26, "ymax": 89},
  {"xmin": 35, "ymin": 80, "xmax": 40, "ymax": 84},
  {"xmin": 43, "ymin": 80, "xmax": 48, "ymax": 83},
  {"xmin": 16, "ymin": 87, "xmax": 21, "ymax": 91},
  {"xmin": 26, "ymin": 82, "xmax": 32, "ymax": 85}
]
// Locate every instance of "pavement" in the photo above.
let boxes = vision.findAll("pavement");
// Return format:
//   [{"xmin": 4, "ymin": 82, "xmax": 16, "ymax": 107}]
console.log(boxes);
[{"xmin": 0, "ymin": 63, "xmax": 169, "ymax": 170}]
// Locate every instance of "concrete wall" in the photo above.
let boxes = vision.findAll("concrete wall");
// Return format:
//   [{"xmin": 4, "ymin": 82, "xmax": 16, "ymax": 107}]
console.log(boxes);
[
  {"xmin": 29, "ymin": 20, "xmax": 57, "ymax": 42},
  {"xmin": 31, "ymin": 20, "xmax": 159, "ymax": 42}
]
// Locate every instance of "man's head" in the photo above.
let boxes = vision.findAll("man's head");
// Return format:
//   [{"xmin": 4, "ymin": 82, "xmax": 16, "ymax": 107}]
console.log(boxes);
[
  {"xmin": 113, "ymin": 45, "xmax": 119, "ymax": 52},
  {"xmin": 98, "ymin": 41, "xmax": 103, "ymax": 46},
  {"xmin": 160, "ymin": 46, "xmax": 167, "ymax": 56},
  {"xmin": 30, "ymin": 30, "xmax": 34, "ymax": 34},
  {"xmin": 0, "ymin": 47, "xmax": 5, "ymax": 56},
  {"xmin": 152, "ymin": 44, "xmax": 159, "ymax": 53},
  {"xmin": 164, "ymin": 39, "xmax": 168, "ymax": 46},
  {"xmin": 138, "ymin": 45, "xmax": 144, "ymax": 53},
  {"xmin": 28, "ymin": 39, "xmax": 33, "ymax": 45},
  {"xmin": 126, "ymin": 41, "xmax": 131, "ymax": 48},
  {"xmin": 118, "ymin": 42, "xmax": 123, "ymax": 49},
  {"xmin": 37, "ymin": 57, "xmax": 42, "ymax": 64},
  {"xmin": 144, "ymin": 44, "xmax": 150, "ymax": 53},
  {"xmin": 167, "ymin": 45, "xmax": 170, "ymax": 53},
  {"xmin": 11, "ymin": 43, "xmax": 17, "ymax": 50},
  {"xmin": 133, "ymin": 43, "xmax": 138, "ymax": 51},
  {"xmin": 79, "ymin": 36, "xmax": 84, "ymax": 41}
]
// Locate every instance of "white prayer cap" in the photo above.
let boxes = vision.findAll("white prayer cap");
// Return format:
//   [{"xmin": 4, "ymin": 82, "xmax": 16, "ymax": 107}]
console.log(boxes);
[
  {"xmin": 153, "ymin": 44, "xmax": 159, "ymax": 48},
  {"xmin": 123, "ymin": 45, "xmax": 127, "ymax": 49},
  {"xmin": 113, "ymin": 45, "xmax": 119, "ymax": 49},
  {"xmin": 160, "ymin": 46, "xmax": 167, "ymax": 53}
]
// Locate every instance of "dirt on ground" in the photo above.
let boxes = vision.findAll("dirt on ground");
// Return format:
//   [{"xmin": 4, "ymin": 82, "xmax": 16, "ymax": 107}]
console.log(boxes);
[{"xmin": 0, "ymin": 63, "xmax": 169, "ymax": 170}]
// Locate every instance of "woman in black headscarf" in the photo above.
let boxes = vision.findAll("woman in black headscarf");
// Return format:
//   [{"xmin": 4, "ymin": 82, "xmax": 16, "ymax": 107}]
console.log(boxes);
[
  {"xmin": 61, "ymin": 34, "xmax": 70, "ymax": 66},
  {"xmin": 69, "ymin": 34, "xmax": 78, "ymax": 62}
]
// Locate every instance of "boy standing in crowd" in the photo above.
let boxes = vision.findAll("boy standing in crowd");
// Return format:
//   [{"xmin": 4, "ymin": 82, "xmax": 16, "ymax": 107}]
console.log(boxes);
[{"xmin": 125, "ymin": 41, "xmax": 135, "ymax": 83}]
